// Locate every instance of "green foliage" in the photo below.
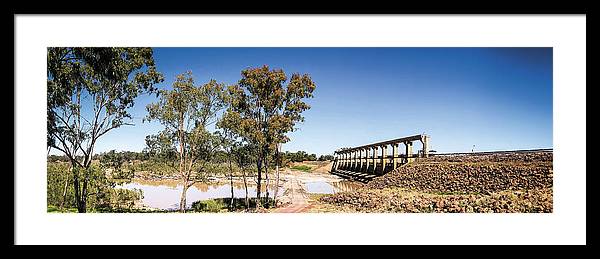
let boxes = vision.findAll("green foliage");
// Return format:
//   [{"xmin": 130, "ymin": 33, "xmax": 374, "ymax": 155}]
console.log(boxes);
[
  {"xmin": 145, "ymin": 71, "xmax": 227, "ymax": 211},
  {"xmin": 47, "ymin": 162, "xmax": 144, "ymax": 212},
  {"xmin": 191, "ymin": 198, "xmax": 275, "ymax": 212},
  {"xmin": 142, "ymin": 132, "xmax": 179, "ymax": 176},
  {"xmin": 290, "ymin": 165, "xmax": 312, "ymax": 172},
  {"xmin": 318, "ymin": 154, "xmax": 335, "ymax": 161},
  {"xmin": 47, "ymin": 162, "xmax": 76, "ymax": 208},
  {"xmin": 47, "ymin": 47, "xmax": 163, "ymax": 212},
  {"xmin": 282, "ymin": 151, "xmax": 318, "ymax": 162},
  {"xmin": 145, "ymin": 72, "xmax": 226, "ymax": 172},
  {"xmin": 47, "ymin": 155, "xmax": 71, "ymax": 162},
  {"xmin": 73, "ymin": 165, "xmax": 114, "ymax": 210},
  {"xmin": 47, "ymin": 205, "xmax": 78, "ymax": 213},
  {"xmin": 48, "ymin": 47, "xmax": 164, "ymax": 166},
  {"xmin": 192, "ymin": 199, "xmax": 226, "ymax": 212},
  {"xmin": 145, "ymin": 71, "xmax": 226, "ymax": 130},
  {"xmin": 100, "ymin": 149, "xmax": 131, "ymax": 179},
  {"xmin": 95, "ymin": 150, "xmax": 149, "ymax": 162},
  {"xmin": 225, "ymin": 65, "xmax": 316, "ymax": 151},
  {"xmin": 220, "ymin": 65, "xmax": 316, "ymax": 206},
  {"xmin": 106, "ymin": 188, "xmax": 144, "ymax": 211},
  {"xmin": 132, "ymin": 160, "xmax": 177, "ymax": 177}
]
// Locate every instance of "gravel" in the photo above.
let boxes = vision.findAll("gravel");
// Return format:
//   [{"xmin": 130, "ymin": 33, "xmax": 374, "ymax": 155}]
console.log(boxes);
[{"xmin": 319, "ymin": 152, "xmax": 553, "ymax": 212}]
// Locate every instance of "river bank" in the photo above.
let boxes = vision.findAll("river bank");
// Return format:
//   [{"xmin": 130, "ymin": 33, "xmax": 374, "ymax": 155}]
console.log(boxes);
[
  {"xmin": 309, "ymin": 152, "xmax": 553, "ymax": 213},
  {"xmin": 117, "ymin": 161, "xmax": 358, "ymax": 212}
]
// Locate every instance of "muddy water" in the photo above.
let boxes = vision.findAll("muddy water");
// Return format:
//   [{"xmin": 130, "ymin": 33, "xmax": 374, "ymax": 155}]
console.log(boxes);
[{"xmin": 116, "ymin": 179, "xmax": 282, "ymax": 210}]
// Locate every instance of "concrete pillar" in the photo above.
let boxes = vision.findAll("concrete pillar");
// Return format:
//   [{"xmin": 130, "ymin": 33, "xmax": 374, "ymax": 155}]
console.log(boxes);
[
  {"xmin": 364, "ymin": 148, "xmax": 370, "ymax": 173},
  {"xmin": 405, "ymin": 142, "xmax": 414, "ymax": 163},
  {"xmin": 350, "ymin": 150, "xmax": 356, "ymax": 171},
  {"xmin": 393, "ymin": 143, "xmax": 398, "ymax": 169},
  {"xmin": 333, "ymin": 154, "xmax": 338, "ymax": 170},
  {"xmin": 372, "ymin": 146, "xmax": 378, "ymax": 174},
  {"xmin": 381, "ymin": 145, "xmax": 387, "ymax": 174},
  {"xmin": 358, "ymin": 149, "xmax": 363, "ymax": 172},
  {"xmin": 344, "ymin": 152, "xmax": 348, "ymax": 169},
  {"xmin": 422, "ymin": 135, "xmax": 429, "ymax": 157},
  {"xmin": 348, "ymin": 151, "xmax": 352, "ymax": 169},
  {"xmin": 354, "ymin": 150, "xmax": 358, "ymax": 170},
  {"xmin": 364, "ymin": 149, "xmax": 368, "ymax": 172},
  {"xmin": 348, "ymin": 151, "xmax": 352, "ymax": 170}
]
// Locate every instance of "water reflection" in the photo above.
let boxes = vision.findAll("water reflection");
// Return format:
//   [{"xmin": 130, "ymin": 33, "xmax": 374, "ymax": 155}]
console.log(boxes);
[
  {"xmin": 304, "ymin": 180, "xmax": 363, "ymax": 194},
  {"xmin": 304, "ymin": 181, "xmax": 335, "ymax": 194},
  {"xmin": 117, "ymin": 179, "xmax": 282, "ymax": 210}
]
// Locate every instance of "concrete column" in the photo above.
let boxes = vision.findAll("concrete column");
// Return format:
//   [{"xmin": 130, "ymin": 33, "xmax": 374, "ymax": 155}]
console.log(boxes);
[
  {"xmin": 350, "ymin": 150, "xmax": 356, "ymax": 171},
  {"xmin": 372, "ymin": 146, "xmax": 378, "ymax": 174},
  {"xmin": 405, "ymin": 142, "xmax": 414, "ymax": 163},
  {"xmin": 358, "ymin": 149, "xmax": 363, "ymax": 172},
  {"xmin": 344, "ymin": 152, "xmax": 348, "ymax": 169},
  {"xmin": 365, "ymin": 148, "xmax": 370, "ymax": 173},
  {"xmin": 333, "ymin": 154, "xmax": 338, "ymax": 170},
  {"xmin": 347, "ymin": 151, "xmax": 351, "ymax": 170},
  {"xmin": 422, "ymin": 135, "xmax": 429, "ymax": 157},
  {"xmin": 355, "ymin": 150, "xmax": 359, "ymax": 170},
  {"xmin": 393, "ymin": 143, "xmax": 398, "ymax": 169},
  {"xmin": 381, "ymin": 145, "xmax": 387, "ymax": 174},
  {"xmin": 348, "ymin": 151, "xmax": 352, "ymax": 169}
]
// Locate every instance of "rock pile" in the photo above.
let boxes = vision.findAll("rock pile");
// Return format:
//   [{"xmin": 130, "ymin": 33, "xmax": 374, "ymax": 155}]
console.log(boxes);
[
  {"xmin": 427, "ymin": 151, "xmax": 552, "ymax": 163},
  {"xmin": 320, "ymin": 187, "xmax": 553, "ymax": 213},
  {"xmin": 366, "ymin": 160, "xmax": 552, "ymax": 194},
  {"xmin": 319, "ymin": 152, "xmax": 553, "ymax": 212}
]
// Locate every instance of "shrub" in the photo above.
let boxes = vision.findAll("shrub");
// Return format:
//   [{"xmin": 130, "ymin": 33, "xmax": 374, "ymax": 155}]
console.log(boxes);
[{"xmin": 291, "ymin": 165, "xmax": 312, "ymax": 172}]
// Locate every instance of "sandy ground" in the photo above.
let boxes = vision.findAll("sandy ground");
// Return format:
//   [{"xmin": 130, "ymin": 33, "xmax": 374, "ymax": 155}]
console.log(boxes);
[{"xmin": 272, "ymin": 162, "xmax": 345, "ymax": 212}]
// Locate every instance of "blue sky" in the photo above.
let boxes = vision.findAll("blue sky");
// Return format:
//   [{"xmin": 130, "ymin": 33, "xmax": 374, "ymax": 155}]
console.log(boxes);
[{"xmin": 62, "ymin": 47, "xmax": 553, "ymax": 156}]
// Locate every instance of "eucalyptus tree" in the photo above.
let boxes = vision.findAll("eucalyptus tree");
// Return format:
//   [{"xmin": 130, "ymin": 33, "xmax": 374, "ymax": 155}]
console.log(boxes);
[
  {"xmin": 224, "ymin": 65, "xmax": 316, "ymax": 208},
  {"xmin": 99, "ymin": 150, "xmax": 126, "ymax": 178},
  {"xmin": 216, "ymin": 110, "xmax": 240, "ymax": 211},
  {"xmin": 143, "ymin": 131, "xmax": 179, "ymax": 175},
  {"xmin": 217, "ymin": 106, "xmax": 256, "ymax": 210},
  {"xmin": 145, "ymin": 71, "xmax": 226, "ymax": 212},
  {"xmin": 47, "ymin": 47, "xmax": 163, "ymax": 212},
  {"xmin": 233, "ymin": 143, "xmax": 255, "ymax": 210}
]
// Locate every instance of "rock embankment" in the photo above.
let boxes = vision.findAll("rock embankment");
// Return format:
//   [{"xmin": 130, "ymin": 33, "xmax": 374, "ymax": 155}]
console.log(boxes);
[
  {"xmin": 366, "ymin": 160, "xmax": 552, "ymax": 194},
  {"xmin": 319, "ymin": 152, "xmax": 553, "ymax": 212},
  {"xmin": 320, "ymin": 188, "xmax": 552, "ymax": 213}
]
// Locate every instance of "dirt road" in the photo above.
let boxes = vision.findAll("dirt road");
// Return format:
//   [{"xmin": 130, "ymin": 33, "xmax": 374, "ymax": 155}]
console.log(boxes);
[{"xmin": 272, "ymin": 166, "xmax": 341, "ymax": 213}]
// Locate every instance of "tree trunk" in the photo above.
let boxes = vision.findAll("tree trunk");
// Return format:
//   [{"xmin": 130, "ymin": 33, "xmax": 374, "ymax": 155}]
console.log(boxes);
[
  {"xmin": 178, "ymin": 113, "xmax": 186, "ymax": 213},
  {"xmin": 59, "ymin": 172, "xmax": 69, "ymax": 209},
  {"xmin": 71, "ymin": 163, "xmax": 86, "ymax": 213},
  {"xmin": 81, "ymin": 174, "xmax": 89, "ymax": 212},
  {"xmin": 59, "ymin": 167, "xmax": 73, "ymax": 210},
  {"xmin": 179, "ymin": 182, "xmax": 189, "ymax": 212},
  {"xmin": 256, "ymin": 159, "xmax": 262, "ymax": 210},
  {"xmin": 273, "ymin": 144, "xmax": 280, "ymax": 207},
  {"xmin": 264, "ymin": 153, "xmax": 270, "ymax": 207},
  {"xmin": 228, "ymin": 155, "xmax": 234, "ymax": 211},
  {"xmin": 242, "ymin": 167, "xmax": 249, "ymax": 210}
]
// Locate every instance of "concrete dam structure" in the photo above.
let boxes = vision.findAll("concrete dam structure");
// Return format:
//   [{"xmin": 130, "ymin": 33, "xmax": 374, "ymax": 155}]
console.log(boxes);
[{"xmin": 331, "ymin": 134, "xmax": 430, "ymax": 182}]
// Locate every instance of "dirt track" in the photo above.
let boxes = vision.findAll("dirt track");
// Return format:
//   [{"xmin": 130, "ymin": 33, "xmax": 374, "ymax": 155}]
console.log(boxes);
[{"xmin": 272, "ymin": 162, "xmax": 341, "ymax": 213}]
